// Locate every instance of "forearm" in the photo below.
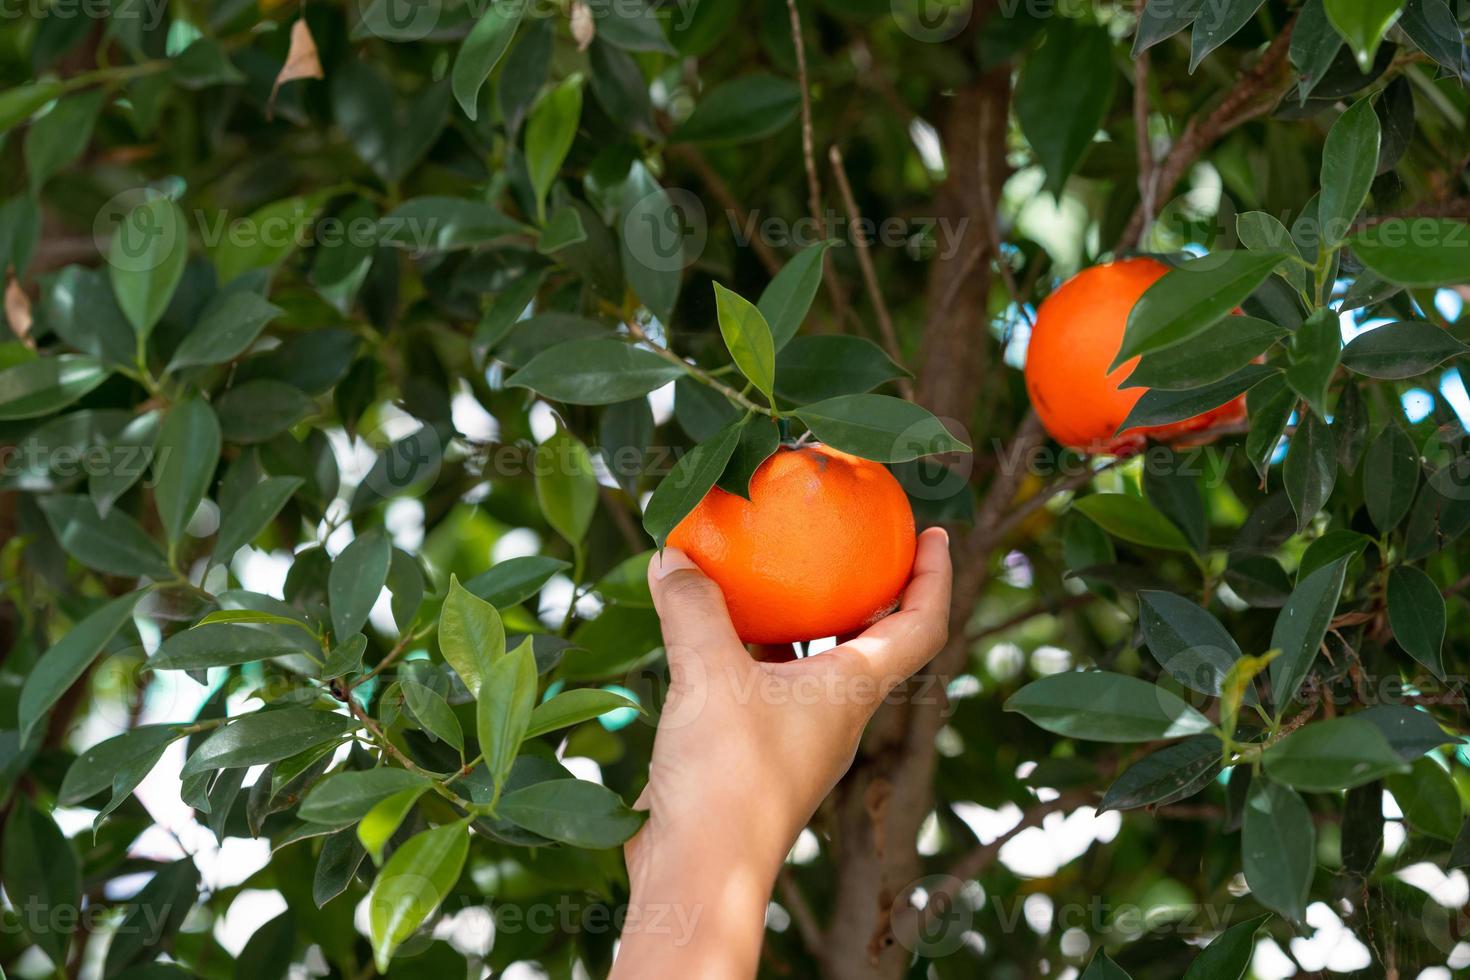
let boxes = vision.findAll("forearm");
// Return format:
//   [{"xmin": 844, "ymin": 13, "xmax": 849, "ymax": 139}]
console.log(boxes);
[{"xmin": 612, "ymin": 830, "xmax": 786, "ymax": 980}]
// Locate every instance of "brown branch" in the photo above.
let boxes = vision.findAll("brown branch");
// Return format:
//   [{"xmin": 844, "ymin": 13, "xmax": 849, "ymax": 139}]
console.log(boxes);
[
  {"xmin": 829, "ymin": 145, "xmax": 914, "ymax": 399},
  {"xmin": 966, "ymin": 592, "xmax": 1097, "ymax": 641},
  {"xmin": 1119, "ymin": 17, "xmax": 1297, "ymax": 249},
  {"xmin": 777, "ymin": 868, "xmax": 827, "ymax": 964},
  {"xmin": 940, "ymin": 789, "xmax": 1095, "ymax": 890}
]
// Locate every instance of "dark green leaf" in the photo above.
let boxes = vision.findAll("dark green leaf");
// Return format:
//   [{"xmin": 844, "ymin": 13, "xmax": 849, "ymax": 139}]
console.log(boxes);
[
  {"xmin": 1182, "ymin": 914, "xmax": 1270, "ymax": 980},
  {"xmin": 1297, "ymin": 528, "xmax": 1369, "ymax": 580},
  {"xmin": 716, "ymin": 415, "xmax": 780, "ymax": 498},
  {"xmin": 1319, "ymin": 98, "xmax": 1381, "ymax": 245},
  {"xmin": 313, "ymin": 828, "xmax": 366, "ymax": 908},
  {"xmin": 367, "ymin": 822, "xmax": 469, "ymax": 972},
  {"xmin": 759, "ymin": 241, "xmax": 835, "ymax": 350},
  {"xmin": 1284, "ymin": 309, "xmax": 1341, "ymax": 419},
  {"xmin": 1291, "ymin": 0, "xmax": 1345, "ymax": 99},
  {"xmin": 535, "ymin": 427, "xmax": 598, "ymax": 546},
  {"xmin": 110, "ymin": 196, "xmax": 188, "ymax": 340},
  {"xmin": 670, "ymin": 73, "xmax": 799, "ymax": 144},
  {"xmin": 498, "ymin": 778, "xmax": 646, "ymax": 847},
  {"xmin": 1016, "ymin": 19, "xmax": 1116, "ymax": 195},
  {"xmin": 1284, "ymin": 411, "xmax": 1336, "ymax": 532},
  {"xmin": 1137, "ymin": 591, "xmax": 1243, "ymax": 698},
  {"xmin": 463, "ymin": 556, "xmax": 570, "ymax": 609},
  {"xmin": 1323, "ymin": 0, "xmax": 1405, "ymax": 70},
  {"xmin": 1080, "ymin": 950, "xmax": 1132, "ymax": 979},
  {"xmin": 167, "ymin": 291, "xmax": 282, "ymax": 371},
  {"xmin": 2, "ymin": 797, "xmax": 81, "ymax": 966},
  {"xmin": 377, "ymin": 198, "xmax": 522, "ymax": 252},
  {"xmin": 1263, "ymin": 716, "xmax": 1409, "ymax": 790},
  {"xmin": 298, "ymin": 768, "xmax": 431, "ymax": 824},
  {"xmin": 1119, "ymin": 364, "xmax": 1275, "ymax": 431},
  {"xmin": 525, "ymin": 75, "xmax": 583, "ymax": 221},
  {"xmin": 1099, "ymin": 734, "xmax": 1222, "ymax": 811},
  {"xmin": 182, "ymin": 708, "xmax": 358, "ymax": 777},
  {"xmin": 103, "ymin": 859, "xmax": 199, "ymax": 977},
  {"xmin": 1364, "ymin": 426, "xmax": 1419, "ymax": 531},
  {"xmin": 1125, "ymin": 316, "xmax": 1286, "ymax": 391},
  {"xmin": 0, "ymin": 354, "xmax": 110, "ymax": 420},
  {"xmin": 794, "ymin": 394, "xmax": 968, "ymax": 463},
  {"xmin": 642, "ymin": 417, "xmax": 743, "ymax": 545},
  {"xmin": 619, "ymin": 163, "xmax": 683, "ymax": 324},
  {"xmin": 19, "ymin": 591, "xmax": 141, "ymax": 743},
  {"xmin": 1245, "ymin": 375, "xmax": 1295, "ymax": 481},
  {"xmin": 1072, "ymin": 495, "xmax": 1192, "ymax": 552},
  {"xmin": 1190, "ymin": 0, "xmax": 1267, "ymax": 72},
  {"xmin": 1242, "ymin": 777, "xmax": 1313, "ymax": 923},
  {"xmin": 1115, "ymin": 252, "xmax": 1283, "ymax": 367},
  {"xmin": 39, "ymin": 494, "xmax": 172, "ymax": 578},
  {"xmin": 153, "ymin": 399, "xmax": 220, "ymax": 553},
  {"xmin": 59, "ymin": 725, "xmax": 184, "ymax": 804},
  {"xmin": 451, "ymin": 0, "xmax": 524, "ymax": 120},
  {"xmin": 1347, "ymin": 219, "xmax": 1470, "ymax": 287},
  {"xmin": 214, "ymin": 476, "xmax": 304, "ymax": 561},
  {"xmin": 1386, "ymin": 757, "xmax": 1461, "ymax": 840},
  {"xmin": 25, "ymin": 88, "xmax": 106, "ymax": 189},
  {"xmin": 1357, "ymin": 703, "xmax": 1449, "ymax": 760},
  {"xmin": 476, "ymin": 637, "xmax": 537, "ymax": 791},
  {"xmin": 1388, "ymin": 564, "xmax": 1446, "ymax": 679},
  {"xmin": 216, "ymin": 379, "xmax": 315, "ymax": 444},
  {"xmin": 1134, "ymin": 0, "xmax": 1203, "ymax": 55},
  {"xmin": 1004, "ymin": 671, "xmax": 1212, "ymax": 742},
  {"xmin": 1268, "ymin": 555, "xmax": 1349, "ymax": 711},
  {"xmin": 329, "ymin": 529, "xmax": 391, "ymax": 641},
  {"xmin": 526, "ymin": 688, "xmax": 641, "ymax": 739},
  {"xmin": 1341, "ymin": 321, "xmax": 1469, "ymax": 379},
  {"xmin": 151, "ymin": 622, "xmax": 313, "ymax": 670},
  {"xmin": 506, "ymin": 338, "xmax": 682, "ymax": 404},
  {"xmin": 776, "ymin": 335, "xmax": 909, "ymax": 403}
]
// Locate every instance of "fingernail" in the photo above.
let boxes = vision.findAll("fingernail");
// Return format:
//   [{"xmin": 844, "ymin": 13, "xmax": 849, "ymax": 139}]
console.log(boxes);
[
  {"xmin": 651, "ymin": 548, "xmax": 697, "ymax": 580},
  {"xmin": 929, "ymin": 526, "xmax": 949, "ymax": 545}
]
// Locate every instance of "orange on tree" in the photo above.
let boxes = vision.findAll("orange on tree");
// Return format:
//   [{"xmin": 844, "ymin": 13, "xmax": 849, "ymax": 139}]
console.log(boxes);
[
  {"xmin": 1024, "ymin": 257, "xmax": 1247, "ymax": 455},
  {"xmin": 668, "ymin": 444, "xmax": 917, "ymax": 645}
]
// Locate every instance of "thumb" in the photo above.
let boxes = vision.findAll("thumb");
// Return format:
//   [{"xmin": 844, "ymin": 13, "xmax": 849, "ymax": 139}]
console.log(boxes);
[{"xmin": 647, "ymin": 548, "xmax": 742, "ymax": 658}]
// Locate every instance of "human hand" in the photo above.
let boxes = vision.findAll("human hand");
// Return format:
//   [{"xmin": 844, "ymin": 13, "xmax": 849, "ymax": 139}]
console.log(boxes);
[{"xmin": 611, "ymin": 527, "xmax": 952, "ymax": 979}]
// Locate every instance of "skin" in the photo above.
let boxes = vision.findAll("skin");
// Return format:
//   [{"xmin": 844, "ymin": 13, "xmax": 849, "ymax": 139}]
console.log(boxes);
[{"xmin": 610, "ymin": 527, "xmax": 954, "ymax": 980}]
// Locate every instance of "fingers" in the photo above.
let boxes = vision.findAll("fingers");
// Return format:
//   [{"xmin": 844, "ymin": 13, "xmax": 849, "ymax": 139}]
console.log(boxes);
[
  {"xmin": 751, "ymin": 643, "xmax": 798, "ymax": 663},
  {"xmin": 647, "ymin": 548, "xmax": 744, "ymax": 667},
  {"xmin": 832, "ymin": 527, "xmax": 952, "ymax": 687}
]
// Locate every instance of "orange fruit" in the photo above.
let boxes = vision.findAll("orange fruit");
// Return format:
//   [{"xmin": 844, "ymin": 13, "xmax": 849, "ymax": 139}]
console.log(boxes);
[
  {"xmin": 668, "ymin": 445, "xmax": 917, "ymax": 645},
  {"xmin": 1024, "ymin": 257, "xmax": 1248, "ymax": 455}
]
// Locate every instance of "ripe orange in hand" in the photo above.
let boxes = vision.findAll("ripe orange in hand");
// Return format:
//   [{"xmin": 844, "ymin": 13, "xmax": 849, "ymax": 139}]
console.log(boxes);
[
  {"xmin": 668, "ymin": 445, "xmax": 917, "ymax": 645},
  {"xmin": 1024, "ymin": 257, "xmax": 1248, "ymax": 455}
]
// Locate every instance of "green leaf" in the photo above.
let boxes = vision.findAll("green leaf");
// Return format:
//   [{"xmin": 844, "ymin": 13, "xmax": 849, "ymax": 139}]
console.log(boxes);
[
  {"xmin": 1284, "ymin": 311, "xmax": 1339, "ymax": 423},
  {"xmin": 1269, "ymin": 555, "xmax": 1349, "ymax": 712},
  {"xmin": 1134, "ymin": 0, "xmax": 1203, "ymax": 55},
  {"xmin": 59, "ymin": 725, "xmax": 184, "ymax": 804},
  {"xmin": 1263, "ymin": 716, "xmax": 1409, "ymax": 790},
  {"xmin": 535, "ymin": 427, "xmax": 598, "ymax": 546},
  {"xmin": 151, "ymin": 622, "xmax": 312, "ymax": 670},
  {"xmin": 1072, "ymin": 495, "xmax": 1192, "ymax": 552},
  {"xmin": 537, "ymin": 205, "xmax": 587, "ymax": 253},
  {"xmin": 0, "ymin": 79, "xmax": 64, "ymax": 137},
  {"xmin": 194, "ymin": 609, "xmax": 313, "ymax": 631},
  {"xmin": 1347, "ymin": 219, "xmax": 1470, "ymax": 287},
  {"xmin": 1016, "ymin": 18, "xmax": 1116, "ymax": 195},
  {"xmin": 89, "ymin": 410, "xmax": 161, "ymax": 517},
  {"xmin": 377, "ymin": 197, "xmax": 521, "ymax": 252},
  {"xmin": 109, "ymin": 195, "xmax": 188, "ymax": 340},
  {"xmin": 1119, "ymin": 364, "xmax": 1276, "ymax": 431},
  {"xmin": 102, "ymin": 858, "xmax": 199, "ymax": 977},
  {"xmin": 1190, "ymin": 0, "xmax": 1267, "ymax": 72},
  {"xmin": 1291, "ymin": 0, "xmax": 1344, "ymax": 99},
  {"xmin": 1114, "ymin": 252, "xmax": 1283, "ymax": 368},
  {"xmin": 1142, "ymin": 447, "xmax": 1207, "ymax": 552},
  {"xmin": 619, "ymin": 162, "xmax": 683, "ymax": 324},
  {"xmin": 1242, "ymin": 777, "xmax": 1314, "ymax": 923},
  {"xmin": 214, "ymin": 476, "xmax": 304, "ymax": 561},
  {"xmin": 1341, "ymin": 321, "xmax": 1470, "ymax": 379},
  {"xmin": 670, "ymin": 73, "xmax": 799, "ymax": 144},
  {"xmin": 1003, "ymin": 671, "xmax": 1213, "ymax": 742},
  {"xmin": 0, "ymin": 354, "xmax": 110, "ymax": 420},
  {"xmin": 1298, "ymin": 528, "xmax": 1370, "ymax": 580},
  {"xmin": 1386, "ymin": 757, "xmax": 1462, "ymax": 841},
  {"xmin": 19, "ymin": 591, "xmax": 141, "ymax": 743},
  {"xmin": 1388, "ymin": 565, "xmax": 1446, "ymax": 679},
  {"xmin": 1364, "ymin": 426, "xmax": 1419, "ymax": 532},
  {"xmin": 2, "ymin": 797, "xmax": 81, "ymax": 966},
  {"xmin": 439, "ymin": 575, "xmax": 504, "ymax": 697},
  {"xmin": 367, "ymin": 822, "xmax": 469, "ymax": 973},
  {"xmin": 298, "ymin": 768, "xmax": 431, "ymax": 824},
  {"xmin": 462, "ymin": 556, "xmax": 570, "ymax": 608},
  {"xmin": 329, "ymin": 529, "xmax": 391, "ymax": 641},
  {"xmin": 25, "ymin": 88, "xmax": 106, "ymax": 189},
  {"xmin": 215, "ymin": 379, "xmax": 315, "ymax": 444},
  {"xmin": 167, "ymin": 291, "xmax": 282, "ymax": 371},
  {"xmin": 1238, "ymin": 211, "xmax": 1309, "ymax": 294},
  {"xmin": 313, "ymin": 828, "xmax": 366, "ymax": 908},
  {"xmin": 1124, "ymin": 316, "xmax": 1286, "ymax": 391},
  {"xmin": 526, "ymin": 688, "xmax": 642, "ymax": 739},
  {"xmin": 401, "ymin": 676, "xmax": 464, "ymax": 752},
  {"xmin": 759, "ymin": 241, "xmax": 835, "ymax": 350},
  {"xmin": 1399, "ymin": 0, "xmax": 1467, "ymax": 78},
  {"xmin": 1080, "ymin": 950, "xmax": 1132, "ymax": 980},
  {"xmin": 586, "ymin": 0, "xmax": 674, "ymax": 52},
  {"xmin": 451, "ymin": 0, "xmax": 524, "ymax": 120},
  {"xmin": 794, "ymin": 394, "xmax": 968, "ymax": 463},
  {"xmin": 1099, "ymin": 734, "xmax": 1222, "ymax": 811},
  {"xmin": 1357, "ymin": 703, "xmax": 1450, "ymax": 760},
  {"xmin": 713, "ymin": 283, "xmax": 776, "ymax": 402},
  {"xmin": 1319, "ymin": 98, "xmax": 1382, "ymax": 246},
  {"xmin": 476, "ymin": 637, "xmax": 537, "ymax": 793},
  {"xmin": 322, "ymin": 633, "xmax": 367, "ymax": 680},
  {"xmin": 775, "ymin": 335, "xmax": 909, "ymax": 404},
  {"xmin": 41, "ymin": 265, "xmax": 136, "ymax": 367},
  {"xmin": 1137, "ymin": 591, "xmax": 1245, "ymax": 698},
  {"xmin": 1284, "ymin": 412, "xmax": 1337, "ymax": 533},
  {"xmin": 525, "ymin": 75, "xmax": 583, "ymax": 222},
  {"xmin": 182, "ymin": 708, "xmax": 358, "ymax": 777},
  {"xmin": 716, "ymin": 415, "xmax": 780, "ymax": 499},
  {"xmin": 642, "ymin": 416, "xmax": 743, "ymax": 546},
  {"xmin": 357, "ymin": 785, "xmax": 430, "ymax": 864},
  {"xmin": 38, "ymin": 494, "xmax": 172, "ymax": 579},
  {"xmin": 1182, "ymin": 914, "xmax": 1271, "ymax": 980},
  {"xmin": 506, "ymin": 338, "xmax": 682, "ymax": 405},
  {"xmin": 211, "ymin": 193, "xmax": 329, "ymax": 282},
  {"xmin": 498, "ymin": 778, "xmax": 646, "ymax": 847},
  {"xmin": 1324, "ymin": 0, "xmax": 1405, "ymax": 70},
  {"xmin": 153, "ymin": 399, "xmax": 220, "ymax": 554}
]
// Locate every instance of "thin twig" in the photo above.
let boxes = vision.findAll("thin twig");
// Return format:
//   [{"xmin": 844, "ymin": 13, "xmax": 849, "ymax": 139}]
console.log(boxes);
[
  {"xmin": 668, "ymin": 144, "xmax": 783, "ymax": 275},
  {"xmin": 624, "ymin": 320, "xmax": 774, "ymax": 416},
  {"xmin": 829, "ymin": 144, "xmax": 914, "ymax": 399},
  {"xmin": 777, "ymin": 869, "xmax": 826, "ymax": 962},
  {"xmin": 1133, "ymin": 11, "xmax": 1156, "ymax": 231},
  {"xmin": 966, "ymin": 593, "xmax": 1097, "ymax": 641}
]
